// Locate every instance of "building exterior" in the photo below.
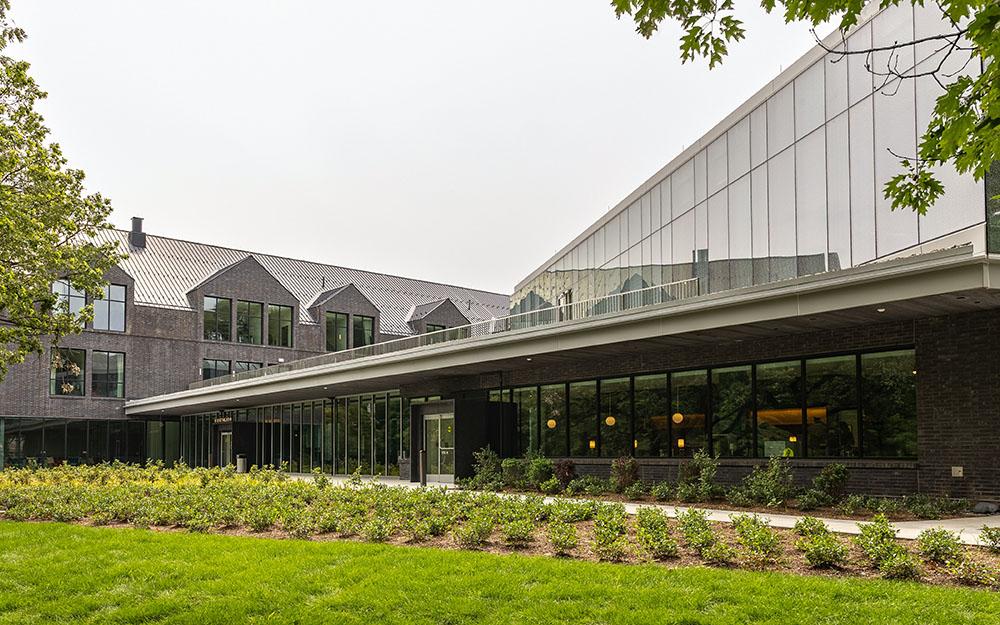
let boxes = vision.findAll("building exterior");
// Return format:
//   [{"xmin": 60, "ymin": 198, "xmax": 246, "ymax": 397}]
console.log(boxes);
[{"xmin": 3, "ymin": 4, "xmax": 999, "ymax": 500}]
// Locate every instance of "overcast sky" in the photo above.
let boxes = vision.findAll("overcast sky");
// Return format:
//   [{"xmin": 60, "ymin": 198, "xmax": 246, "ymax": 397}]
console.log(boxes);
[{"xmin": 12, "ymin": 1, "xmax": 830, "ymax": 294}]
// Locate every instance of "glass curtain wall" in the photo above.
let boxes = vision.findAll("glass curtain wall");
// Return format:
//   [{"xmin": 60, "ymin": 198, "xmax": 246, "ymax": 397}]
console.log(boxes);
[{"xmin": 0, "ymin": 418, "xmax": 146, "ymax": 469}]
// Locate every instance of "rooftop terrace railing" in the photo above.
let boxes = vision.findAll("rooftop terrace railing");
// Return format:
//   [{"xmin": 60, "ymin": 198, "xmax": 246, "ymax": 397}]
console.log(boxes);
[{"xmin": 188, "ymin": 277, "xmax": 701, "ymax": 390}]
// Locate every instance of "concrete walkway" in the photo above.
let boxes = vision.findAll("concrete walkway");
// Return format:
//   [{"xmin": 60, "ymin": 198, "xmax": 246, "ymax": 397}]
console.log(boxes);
[{"xmin": 296, "ymin": 474, "xmax": 1000, "ymax": 546}]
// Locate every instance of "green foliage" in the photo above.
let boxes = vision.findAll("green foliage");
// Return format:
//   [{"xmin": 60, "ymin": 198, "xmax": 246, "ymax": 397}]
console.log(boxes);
[
  {"xmin": 793, "ymin": 516, "xmax": 828, "ymax": 537},
  {"xmin": 980, "ymin": 525, "xmax": 1000, "ymax": 553},
  {"xmin": 702, "ymin": 541, "xmax": 738, "ymax": 566},
  {"xmin": 610, "ymin": 456, "xmax": 640, "ymax": 492},
  {"xmin": 677, "ymin": 507, "xmax": 716, "ymax": 554},
  {"xmin": 549, "ymin": 499, "xmax": 599, "ymax": 523},
  {"xmin": 468, "ymin": 447, "xmax": 502, "ymax": 490},
  {"xmin": 500, "ymin": 458, "xmax": 528, "ymax": 489},
  {"xmin": 795, "ymin": 489, "xmax": 831, "ymax": 511},
  {"xmin": 878, "ymin": 550, "xmax": 922, "ymax": 580},
  {"xmin": 901, "ymin": 495, "xmax": 970, "ymax": 520},
  {"xmin": 525, "ymin": 455, "xmax": 555, "ymax": 489},
  {"xmin": 797, "ymin": 532, "xmax": 849, "ymax": 568},
  {"xmin": 650, "ymin": 481, "xmax": 673, "ymax": 502},
  {"xmin": 553, "ymin": 459, "xmax": 576, "ymax": 487},
  {"xmin": 731, "ymin": 458, "xmax": 795, "ymax": 507},
  {"xmin": 0, "ymin": 3, "xmax": 125, "ymax": 381},
  {"xmin": 635, "ymin": 507, "xmax": 678, "ymax": 559},
  {"xmin": 609, "ymin": 0, "xmax": 1000, "ymax": 219},
  {"xmin": 565, "ymin": 475, "xmax": 614, "ymax": 497},
  {"xmin": 812, "ymin": 464, "xmax": 849, "ymax": 501},
  {"xmin": 591, "ymin": 503, "xmax": 630, "ymax": 561},
  {"xmin": 948, "ymin": 558, "xmax": 999, "ymax": 588},
  {"xmin": 452, "ymin": 510, "xmax": 494, "ymax": 548},
  {"xmin": 539, "ymin": 476, "xmax": 562, "ymax": 495},
  {"xmin": 916, "ymin": 528, "xmax": 963, "ymax": 564},
  {"xmin": 547, "ymin": 519, "xmax": 579, "ymax": 555},
  {"xmin": 854, "ymin": 514, "xmax": 905, "ymax": 568},
  {"xmin": 500, "ymin": 515, "xmax": 536, "ymax": 546},
  {"xmin": 676, "ymin": 450, "xmax": 721, "ymax": 502},
  {"xmin": 730, "ymin": 514, "xmax": 782, "ymax": 568},
  {"xmin": 622, "ymin": 481, "xmax": 648, "ymax": 500}
]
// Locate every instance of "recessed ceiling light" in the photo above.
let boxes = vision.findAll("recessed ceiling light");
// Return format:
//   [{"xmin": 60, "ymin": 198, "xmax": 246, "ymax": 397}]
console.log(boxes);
[
  {"xmin": 876, "ymin": 307, "xmax": 886, "ymax": 313},
  {"xmin": 526, "ymin": 357, "xmax": 533, "ymax": 362}
]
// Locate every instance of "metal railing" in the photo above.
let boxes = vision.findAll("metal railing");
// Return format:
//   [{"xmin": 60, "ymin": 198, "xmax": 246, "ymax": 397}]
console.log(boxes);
[{"xmin": 189, "ymin": 277, "xmax": 701, "ymax": 390}]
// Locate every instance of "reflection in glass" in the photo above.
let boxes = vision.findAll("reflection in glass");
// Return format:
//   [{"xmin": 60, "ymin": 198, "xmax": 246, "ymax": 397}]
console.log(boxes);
[
  {"xmin": 755, "ymin": 360, "xmax": 803, "ymax": 457},
  {"xmin": 540, "ymin": 384, "xmax": 567, "ymax": 457},
  {"xmin": 806, "ymin": 355, "xmax": 859, "ymax": 457},
  {"xmin": 599, "ymin": 378, "xmax": 630, "ymax": 458},
  {"xmin": 862, "ymin": 350, "xmax": 917, "ymax": 458},
  {"xmin": 671, "ymin": 370, "xmax": 708, "ymax": 457},
  {"xmin": 711, "ymin": 366, "xmax": 753, "ymax": 457},
  {"xmin": 569, "ymin": 381, "xmax": 598, "ymax": 457},
  {"xmin": 634, "ymin": 374, "xmax": 669, "ymax": 457}
]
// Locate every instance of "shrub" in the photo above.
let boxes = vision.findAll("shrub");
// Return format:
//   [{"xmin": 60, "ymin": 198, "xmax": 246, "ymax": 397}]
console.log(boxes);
[
  {"xmin": 878, "ymin": 549, "xmax": 922, "ymax": 580},
  {"xmin": 635, "ymin": 507, "xmax": 678, "ymax": 559},
  {"xmin": 650, "ymin": 482, "xmax": 673, "ymax": 502},
  {"xmin": 677, "ymin": 450, "xmax": 721, "ymax": 502},
  {"xmin": 547, "ymin": 520, "xmax": 578, "ymax": 555},
  {"xmin": 795, "ymin": 488, "xmax": 832, "ymax": 512},
  {"xmin": 677, "ymin": 508, "xmax": 716, "ymax": 554},
  {"xmin": 468, "ymin": 447, "xmax": 502, "ymax": 490},
  {"xmin": 549, "ymin": 499, "xmax": 598, "ymax": 523},
  {"xmin": 854, "ymin": 514, "xmax": 900, "ymax": 565},
  {"xmin": 702, "ymin": 541, "xmax": 738, "ymax": 565},
  {"xmin": 610, "ymin": 457, "xmax": 640, "ymax": 492},
  {"xmin": 980, "ymin": 525, "xmax": 1000, "ymax": 553},
  {"xmin": 622, "ymin": 481, "xmax": 648, "ymax": 501},
  {"xmin": 553, "ymin": 459, "xmax": 576, "ymax": 487},
  {"xmin": 737, "ymin": 457, "xmax": 795, "ymax": 507},
  {"xmin": 539, "ymin": 476, "xmax": 562, "ymax": 495},
  {"xmin": 361, "ymin": 516, "xmax": 394, "ymax": 543},
  {"xmin": 565, "ymin": 476, "xmax": 613, "ymax": 497},
  {"xmin": 525, "ymin": 455, "xmax": 555, "ymax": 489},
  {"xmin": 797, "ymin": 532, "xmax": 848, "ymax": 568},
  {"xmin": 591, "ymin": 504, "xmax": 630, "ymax": 562},
  {"xmin": 811, "ymin": 463, "xmax": 849, "ymax": 501},
  {"xmin": 903, "ymin": 495, "xmax": 970, "ymax": 520},
  {"xmin": 281, "ymin": 508, "xmax": 315, "ymax": 539},
  {"xmin": 916, "ymin": 528, "xmax": 963, "ymax": 564},
  {"xmin": 500, "ymin": 458, "xmax": 528, "ymax": 489},
  {"xmin": 452, "ymin": 511, "xmax": 495, "ymax": 547},
  {"xmin": 948, "ymin": 559, "xmax": 999, "ymax": 587},
  {"xmin": 500, "ymin": 516, "xmax": 535, "ymax": 546},
  {"xmin": 793, "ymin": 516, "xmax": 829, "ymax": 538},
  {"xmin": 837, "ymin": 494, "xmax": 869, "ymax": 516},
  {"xmin": 725, "ymin": 487, "xmax": 753, "ymax": 508},
  {"xmin": 731, "ymin": 514, "xmax": 782, "ymax": 568}
]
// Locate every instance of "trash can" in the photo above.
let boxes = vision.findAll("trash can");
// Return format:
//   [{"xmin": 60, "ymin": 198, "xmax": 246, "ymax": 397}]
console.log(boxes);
[{"xmin": 236, "ymin": 454, "xmax": 248, "ymax": 474}]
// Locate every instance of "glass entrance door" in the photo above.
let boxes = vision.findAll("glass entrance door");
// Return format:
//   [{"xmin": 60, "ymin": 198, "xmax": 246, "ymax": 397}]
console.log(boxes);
[
  {"xmin": 424, "ymin": 413, "xmax": 455, "ymax": 482},
  {"xmin": 219, "ymin": 431, "xmax": 233, "ymax": 467}
]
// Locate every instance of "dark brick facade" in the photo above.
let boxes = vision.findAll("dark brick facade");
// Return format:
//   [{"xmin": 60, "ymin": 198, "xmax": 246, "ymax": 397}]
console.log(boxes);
[{"xmin": 399, "ymin": 309, "xmax": 1000, "ymax": 501}]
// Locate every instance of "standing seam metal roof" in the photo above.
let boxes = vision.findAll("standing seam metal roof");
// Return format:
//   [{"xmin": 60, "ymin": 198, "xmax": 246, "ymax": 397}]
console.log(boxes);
[{"xmin": 93, "ymin": 230, "xmax": 510, "ymax": 336}]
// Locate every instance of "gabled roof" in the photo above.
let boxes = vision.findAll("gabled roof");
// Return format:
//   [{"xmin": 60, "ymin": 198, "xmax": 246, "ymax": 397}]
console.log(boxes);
[
  {"xmin": 308, "ymin": 284, "xmax": 353, "ymax": 309},
  {"xmin": 94, "ymin": 230, "xmax": 510, "ymax": 337},
  {"xmin": 406, "ymin": 298, "xmax": 449, "ymax": 322},
  {"xmin": 185, "ymin": 255, "xmax": 292, "ymax": 299}
]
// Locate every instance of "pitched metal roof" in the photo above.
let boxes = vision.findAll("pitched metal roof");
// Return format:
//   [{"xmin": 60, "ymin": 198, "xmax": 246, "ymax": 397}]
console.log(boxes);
[
  {"xmin": 406, "ymin": 298, "xmax": 448, "ymax": 322},
  {"xmin": 93, "ymin": 230, "xmax": 510, "ymax": 336}
]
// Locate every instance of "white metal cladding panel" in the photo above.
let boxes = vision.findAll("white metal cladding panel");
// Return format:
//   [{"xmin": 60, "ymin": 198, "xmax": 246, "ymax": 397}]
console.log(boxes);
[{"xmin": 93, "ymin": 230, "xmax": 509, "ymax": 336}]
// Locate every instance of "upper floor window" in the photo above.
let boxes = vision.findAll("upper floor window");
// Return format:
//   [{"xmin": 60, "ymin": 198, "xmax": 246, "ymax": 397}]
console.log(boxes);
[
  {"xmin": 52, "ymin": 279, "xmax": 85, "ymax": 316},
  {"xmin": 325, "ymin": 312, "xmax": 348, "ymax": 352},
  {"xmin": 50, "ymin": 348, "xmax": 85, "ymax": 396},
  {"xmin": 203, "ymin": 296, "xmax": 231, "ymax": 341},
  {"xmin": 353, "ymin": 315, "xmax": 374, "ymax": 347},
  {"xmin": 236, "ymin": 300, "xmax": 263, "ymax": 344},
  {"xmin": 92, "ymin": 350, "xmax": 125, "ymax": 398},
  {"xmin": 268, "ymin": 304, "xmax": 294, "ymax": 347},
  {"xmin": 202, "ymin": 358, "xmax": 231, "ymax": 380},
  {"xmin": 235, "ymin": 360, "xmax": 262, "ymax": 373},
  {"xmin": 93, "ymin": 284, "xmax": 126, "ymax": 331},
  {"xmin": 426, "ymin": 324, "xmax": 446, "ymax": 333}
]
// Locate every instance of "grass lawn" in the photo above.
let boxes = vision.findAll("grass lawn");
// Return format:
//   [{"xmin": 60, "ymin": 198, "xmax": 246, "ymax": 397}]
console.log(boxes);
[{"xmin": 0, "ymin": 521, "xmax": 996, "ymax": 625}]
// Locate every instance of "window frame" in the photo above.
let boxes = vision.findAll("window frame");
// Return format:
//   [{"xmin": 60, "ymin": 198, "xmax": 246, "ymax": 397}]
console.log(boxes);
[
  {"xmin": 201, "ymin": 358, "xmax": 232, "ymax": 380},
  {"xmin": 353, "ymin": 314, "xmax": 375, "ymax": 348},
  {"xmin": 50, "ymin": 348, "xmax": 86, "ymax": 397},
  {"xmin": 93, "ymin": 284, "xmax": 127, "ymax": 332},
  {"xmin": 236, "ymin": 300, "xmax": 264, "ymax": 345},
  {"xmin": 268, "ymin": 304, "xmax": 294, "ymax": 348},
  {"xmin": 52, "ymin": 279, "xmax": 86, "ymax": 317},
  {"xmin": 92, "ymin": 350, "xmax": 126, "ymax": 398},
  {"xmin": 325, "ymin": 311, "xmax": 349, "ymax": 352},
  {"xmin": 235, "ymin": 360, "xmax": 263, "ymax": 373},
  {"xmin": 203, "ymin": 296, "xmax": 232, "ymax": 342}
]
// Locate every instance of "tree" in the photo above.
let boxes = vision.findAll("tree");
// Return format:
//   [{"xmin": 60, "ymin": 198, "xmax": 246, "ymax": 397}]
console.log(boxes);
[
  {"xmin": 611, "ymin": 0, "xmax": 999, "ymax": 215},
  {"xmin": 0, "ymin": 0, "xmax": 124, "ymax": 381}
]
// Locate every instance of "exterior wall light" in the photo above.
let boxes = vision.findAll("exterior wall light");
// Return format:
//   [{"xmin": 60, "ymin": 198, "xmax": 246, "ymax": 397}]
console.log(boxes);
[
  {"xmin": 604, "ymin": 416, "xmax": 616, "ymax": 426},
  {"xmin": 588, "ymin": 440, "xmax": 596, "ymax": 450},
  {"xmin": 677, "ymin": 438, "xmax": 685, "ymax": 449},
  {"xmin": 546, "ymin": 419, "xmax": 557, "ymax": 429},
  {"xmin": 672, "ymin": 412, "xmax": 684, "ymax": 424}
]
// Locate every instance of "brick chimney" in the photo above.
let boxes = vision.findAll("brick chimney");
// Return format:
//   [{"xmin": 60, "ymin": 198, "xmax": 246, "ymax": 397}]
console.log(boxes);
[{"xmin": 129, "ymin": 216, "xmax": 146, "ymax": 249}]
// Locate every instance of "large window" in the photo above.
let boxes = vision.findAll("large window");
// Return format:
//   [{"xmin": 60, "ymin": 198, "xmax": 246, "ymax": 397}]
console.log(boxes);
[
  {"xmin": 325, "ymin": 312, "xmax": 348, "ymax": 352},
  {"xmin": 236, "ymin": 301, "xmax": 263, "ymax": 344},
  {"xmin": 93, "ymin": 284, "xmax": 126, "ymax": 331},
  {"xmin": 755, "ymin": 360, "xmax": 803, "ymax": 457},
  {"xmin": 540, "ymin": 384, "xmax": 567, "ymax": 457},
  {"xmin": 861, "ymin": 350, "xmax": 917, "ymax": 458},
  {"xmin": 52, "ymin": 279, "xmax": 85, "ymax": 316},
  {"xmin": 235, "ymin": 361, "xmax": 262, "ymax": 373},
  {"xmin": 203, "ymin": 296, "xmax": 231, "ymax": 341},
  {"xmin": 353, "ymin": 315, "xmax": 374, "ymax": 347},
  {"xmin": 513, "ymin": 386, "xmax": 538, "ymax": 455},
  {"xmin": 50, "ymin": 348, "xmax": 85, "ymax": 396},
  {"xmin": 806, "ymin": 355, "xmax": 859, "ymax": 457},
  {"xmin": 201, "ymin": 359, "xmax": 231, "ymax": 380},
  {"xmin": 671, "ymin": 370, "xmax": 708, "ymax": 456},
  {"xmin": 711, "ymin": 366, "xmax": 753, "ymax": 457},
  {"xmin": 268, "ymin": 304, "xmax": 294, "ymax": 347},
  {"xmin": 599, "ymin": 378, "xmax": 631, "ymax": 458},
  {"xmin": 426, "ymin": 324, "xmax": 446, "ymax": 333},
  {"xmin": 568, "ymin": 381, "xmax": 598, "ymax": 457},
  {"xmin": 92, "ymin": 351, "xmax": 125, "ymax": 398},
  {"xmin": 634, "ymin": 374, "xmax": 669, "ymax": 457}
]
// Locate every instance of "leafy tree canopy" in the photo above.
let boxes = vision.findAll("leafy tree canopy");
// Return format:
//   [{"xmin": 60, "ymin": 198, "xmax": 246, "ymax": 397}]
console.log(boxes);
[
  {"xmin": 0, "ymin": 0, "xmax": 123, "ymax": 380},
  {"xmin": 611, "ymin": 0, "xmax": 999, "ymax": 214}
]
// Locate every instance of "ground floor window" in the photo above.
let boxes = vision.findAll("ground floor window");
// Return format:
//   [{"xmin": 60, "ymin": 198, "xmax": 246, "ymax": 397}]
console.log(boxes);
[
  {"xmin": 0, "ymin": 418, "xmax": 147, "ymax": 468},
  {"xmin": 488, "ymin": 348, "xmax": 916, "ymax": 460}
]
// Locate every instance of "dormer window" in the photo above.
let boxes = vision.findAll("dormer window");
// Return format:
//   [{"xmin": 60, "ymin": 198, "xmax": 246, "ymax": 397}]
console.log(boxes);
[
  {"xmin": 52, "ymin": 279, "xmax": 85, "ymax": 317},
  {"xmin": 326, "ymin": 312, "xmax": 348, "ymax": 352},
  {"xmin": 94, "ymin": 285, "xmax": 126, "ymax": 332}
]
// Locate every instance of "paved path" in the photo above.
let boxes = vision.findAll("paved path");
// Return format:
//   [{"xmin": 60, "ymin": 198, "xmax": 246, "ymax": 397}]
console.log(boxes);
[{"xmin": 297, "ymin": 474, "xmax": 1000, "ymax": 546}]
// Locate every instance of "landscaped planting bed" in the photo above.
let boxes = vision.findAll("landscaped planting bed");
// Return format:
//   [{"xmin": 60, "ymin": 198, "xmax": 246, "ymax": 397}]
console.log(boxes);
[
  {"xmin": 464, "ymin": 449, "xmax": 976, "ymax": 522},
  {"xmin": 0, "ymin": 463, "xmax": 997, "ymax": 590}
]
